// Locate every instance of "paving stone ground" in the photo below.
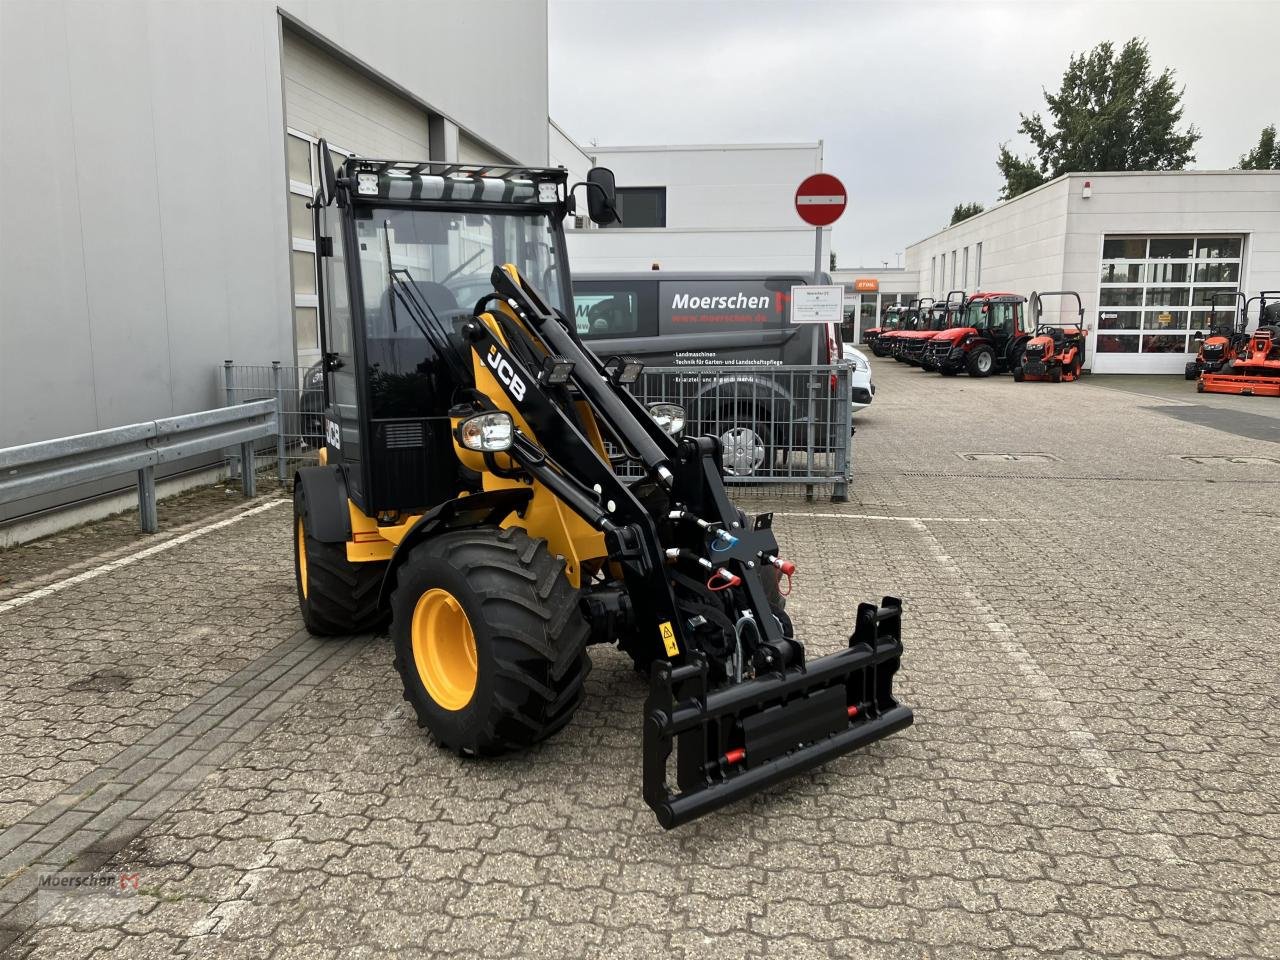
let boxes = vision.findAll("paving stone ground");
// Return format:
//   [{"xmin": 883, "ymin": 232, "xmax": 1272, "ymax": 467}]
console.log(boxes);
[{"xmin": 0, "ymin": 361, "xmax": 1277, "ymax": 959}]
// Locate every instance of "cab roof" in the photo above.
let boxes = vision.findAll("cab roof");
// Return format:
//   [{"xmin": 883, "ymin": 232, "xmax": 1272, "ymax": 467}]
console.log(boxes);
[
  {"xmin": 339, "ymin": 157, "xmax": 568, "ymax": 205},
  {"xmin": 966, "ymin": 291, "xmax": 1025, "ymax": 302}
]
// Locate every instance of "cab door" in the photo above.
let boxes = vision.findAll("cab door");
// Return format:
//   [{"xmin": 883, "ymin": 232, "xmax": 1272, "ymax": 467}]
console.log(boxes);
[{"xmin": 317, "ymin": 204, "xmax": 364, "ymax": 502}]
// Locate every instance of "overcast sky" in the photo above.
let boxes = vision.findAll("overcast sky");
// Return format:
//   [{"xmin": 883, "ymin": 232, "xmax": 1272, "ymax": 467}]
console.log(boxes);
[{"xmin": 548, "ymin": 0, "xmax": 1279, "ymax": 268}]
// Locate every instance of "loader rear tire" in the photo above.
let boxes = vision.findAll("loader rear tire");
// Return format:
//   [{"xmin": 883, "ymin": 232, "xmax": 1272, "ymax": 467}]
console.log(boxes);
[
  {"xmin": 294, "ymin": 487, "xmax": 388, "ymax": 636},
  {"xmin": 390, "ymin": 526, "xmax": 589, "ymax": 756}
]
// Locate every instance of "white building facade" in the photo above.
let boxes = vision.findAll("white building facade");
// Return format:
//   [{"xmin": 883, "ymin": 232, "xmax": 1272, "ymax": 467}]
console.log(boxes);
[
  {"xmin": 565, "ymin": 142, "xmax": 831, "ymax": 275},
  {"xmin": 905, "ymin": 171, "xmax": 1280, "ymax": 374}
]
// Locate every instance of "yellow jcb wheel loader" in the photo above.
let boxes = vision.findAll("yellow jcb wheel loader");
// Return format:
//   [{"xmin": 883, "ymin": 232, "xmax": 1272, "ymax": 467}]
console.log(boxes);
[{"xmin": 292, "ymin": 144, "xmax": 912, "ymax": 828}]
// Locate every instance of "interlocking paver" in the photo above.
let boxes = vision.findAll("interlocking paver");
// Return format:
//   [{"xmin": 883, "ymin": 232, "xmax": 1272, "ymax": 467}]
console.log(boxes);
[{"xmin": 0, "ymin": 362, "xmax": 1277, "ymax": 958}]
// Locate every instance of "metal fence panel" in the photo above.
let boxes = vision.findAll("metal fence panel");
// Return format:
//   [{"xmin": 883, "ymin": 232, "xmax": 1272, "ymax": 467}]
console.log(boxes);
[
  {"xmin": 219, "ymin": 362, "xmax": 853, "ymax": 500},
  {"xmin": 222, "ymin": 361, "xmax": 324, "ymax": 482}
]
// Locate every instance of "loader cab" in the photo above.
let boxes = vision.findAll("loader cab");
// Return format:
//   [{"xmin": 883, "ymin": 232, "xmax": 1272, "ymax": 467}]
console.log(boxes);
[{"xmin": 312, "ymin": 151, "xmax": 613, "ymax": 517}]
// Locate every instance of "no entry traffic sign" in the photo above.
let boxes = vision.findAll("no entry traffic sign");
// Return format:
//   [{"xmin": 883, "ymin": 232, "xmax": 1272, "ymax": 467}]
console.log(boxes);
[{"xmin": 794, "ymin": 173, "xmax": 847, "ymax": 227}]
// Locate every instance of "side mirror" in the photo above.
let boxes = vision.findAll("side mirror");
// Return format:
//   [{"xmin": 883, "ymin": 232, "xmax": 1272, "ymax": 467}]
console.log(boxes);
[
  {"xmin": 586, "ymin": 167, "xmax": 619, "ymax": 225},
  {"xmin": 1193, "ymin": 330, "xmax": 1206, "ymax": 341},
  {"xmin": 318, "ymin": 139, "xmax": 338, "ymax": 207}
]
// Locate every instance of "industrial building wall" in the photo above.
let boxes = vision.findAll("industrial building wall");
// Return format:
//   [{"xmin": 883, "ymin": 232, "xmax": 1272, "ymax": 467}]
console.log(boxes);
[
  {"xmin": 1060, "ymin": 171, "xmax": 1280, "ymax": 373},
  {"xmin": 549, "ymin": 121, "xmax": 595, "ymax": 207},
  {"xmin": 568, "ymin": 227, "xmax": 828, "ymax": 274},
  {"xmin": 281, "ymin": 29, "xmax": 430, "ymax": 158},
  {"xmin": 568, "ymin": 142, "xmax": 826, "ymax": 273},
  {"xmin": 592, "ymin": 143, "xmax": 823, "ymax": 230},
  {"xmin": 0, "ymin": 0, "xmax": 551, "ymax": 527},
  {"xmin": 278, "ymin": 0, "xmax": 547, "ymax": 166},
  {"xmin": 0, "ymin": 0, "xmax": 550, "ymax": 452},
  {"xmin": 905, "ymin": 179, "xmax": 1072, "ymax": 302},
  {"xmin": 0, "ymin": 0, "xmax": 294, "ymax": 453}
]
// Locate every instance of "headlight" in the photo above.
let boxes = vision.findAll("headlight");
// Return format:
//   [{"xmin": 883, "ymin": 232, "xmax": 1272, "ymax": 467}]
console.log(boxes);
[
  {"xmin": 309, "ymin": 369, "xmax": 324, "ymax": 386},
  {"xmin": 458, "ymin": 412, "xmax": 514, "ymax": 452},
  {"xmin": 648, "ymin": 402, "xmax": 685, "ymax": 437}
]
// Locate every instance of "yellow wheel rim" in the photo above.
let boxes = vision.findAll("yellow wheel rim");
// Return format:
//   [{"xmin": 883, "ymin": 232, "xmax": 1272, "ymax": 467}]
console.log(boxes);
[
  {"xmin": 296, "ymin": 517, "xmax": 309, "ymax": 599},
  {"xmin": 411, "ymin": 588, "xmax": 478, "ymax": 711}
]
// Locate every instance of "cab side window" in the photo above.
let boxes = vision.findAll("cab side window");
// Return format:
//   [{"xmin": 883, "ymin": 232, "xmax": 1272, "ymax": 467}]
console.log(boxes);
[
  {"xmin": 576, "ymin": 291, "xmax": 639, "ymax": 338},
  {"xmin": 573, "ymin": 280, "xmax": 658, "ymax": 340},
  {"xmin": 988, "ymin": 303, "xmax": 1015, "ymax": 336}
]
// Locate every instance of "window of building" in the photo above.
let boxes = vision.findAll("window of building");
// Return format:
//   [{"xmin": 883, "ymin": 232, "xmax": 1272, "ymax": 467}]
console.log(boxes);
[
  {"xmin": 962, "ymin": 247, "xmax": 970, "ymax": 289},
  {"xmin": 1095, "ymin": 234, "xmax": 1243, "ymax": 354},
  {"xmin": 602, "ymin": 187, "xmax": 667, "ymax": 228},
  {"xmin": 974, "ymin": 242, "xmax": 982, "ymax": 289},
  {"xmin": 951, "ymin": 250, "xmax": 958, "ymax": 288},
  {"xmin": 286, "ymin": 130, "xmax": 351, "ymax": 363}
]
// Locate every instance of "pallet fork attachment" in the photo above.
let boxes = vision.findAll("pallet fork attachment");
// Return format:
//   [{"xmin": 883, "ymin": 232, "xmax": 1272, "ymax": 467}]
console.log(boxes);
[{"xmin": 644, "ymin": 598, "xmax": 912, "ymax": 828}]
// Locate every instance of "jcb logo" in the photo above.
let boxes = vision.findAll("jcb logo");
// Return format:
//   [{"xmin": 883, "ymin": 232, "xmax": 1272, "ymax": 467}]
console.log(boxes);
[{"xmin": 486, "ymin": 346, "xmax": 526, "ymax": 402}]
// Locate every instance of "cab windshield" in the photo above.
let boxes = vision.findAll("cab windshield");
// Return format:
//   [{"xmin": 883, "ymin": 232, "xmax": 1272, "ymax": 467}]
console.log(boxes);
[
  {"xmin": 961, "ymin": 300, "xmax": 1024, "ymax": 334},
  {"xmin": 354, "ymin": 206, "xmax": 564, "ymax": 341}
]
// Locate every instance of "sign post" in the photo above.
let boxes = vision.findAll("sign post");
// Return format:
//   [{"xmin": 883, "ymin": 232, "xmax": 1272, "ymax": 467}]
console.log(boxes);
[{"xmin": 794, "ymin": 174, "xmax": 848, "ymax": 501}]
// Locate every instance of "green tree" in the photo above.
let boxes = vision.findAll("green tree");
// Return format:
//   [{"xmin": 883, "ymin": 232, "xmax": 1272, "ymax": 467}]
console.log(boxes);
[
  {"xmin": 996, "ymin": 144, "xmax": 1046, "ymax": 200},
  {"xmin": 829, "ymin": 250, "xmax": 837, "ymax": 271},
  {"xmin": 950, "ymin": 201, "xmax": 985, "ymax": 225},
  {"xmin": 997, "ymin": 38, "xmax": 1200, "ymax": 199},
  {"xmin": 1238, "ymin": 124, "xmax": 1280, "ymax": 169}
]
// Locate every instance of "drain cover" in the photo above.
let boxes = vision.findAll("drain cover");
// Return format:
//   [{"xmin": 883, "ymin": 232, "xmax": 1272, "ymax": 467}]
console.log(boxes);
[
  {"xmin": 957, "ymin": 452, "xmax": 1062, "ymax": 463},
  {"xmin": 1179, "ymin": 455, "xmax": 1280, "ymax": 466}
]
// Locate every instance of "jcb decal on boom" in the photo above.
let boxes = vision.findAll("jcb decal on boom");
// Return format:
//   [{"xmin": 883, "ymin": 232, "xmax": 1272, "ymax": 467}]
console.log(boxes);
[{"xmin": 486, "ymin": 345, "xmax": 527, "ymax": 402}]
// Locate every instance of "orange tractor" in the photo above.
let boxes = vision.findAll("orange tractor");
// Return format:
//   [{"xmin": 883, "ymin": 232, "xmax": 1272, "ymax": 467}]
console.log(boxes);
[
  {"xmin": 1013, "ymin": 291, "xmax": 1087, "ymax": 383},
  {"xmin": 1199, "ymin": 291, "xmax": 1280, "ymax": 396},
  {"xmin": 1185, "ymin": 292, "xmax": 1248, "ymax": 381}
]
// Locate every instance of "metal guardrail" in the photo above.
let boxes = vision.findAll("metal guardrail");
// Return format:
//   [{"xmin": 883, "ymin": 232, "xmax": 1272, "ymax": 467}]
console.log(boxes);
[
  {"xmin": 220, "ymin": 361, "xmax": 854, "ymax": 501},
  {"xmin": 0, "ymin": 401, "xmax": 277, "ymax": 533}
]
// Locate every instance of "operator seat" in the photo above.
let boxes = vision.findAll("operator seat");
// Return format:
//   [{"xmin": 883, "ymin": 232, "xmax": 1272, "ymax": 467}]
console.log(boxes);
[{"xmin": 367, "ymin": 280, "xmax": 466, "ymax": 417}]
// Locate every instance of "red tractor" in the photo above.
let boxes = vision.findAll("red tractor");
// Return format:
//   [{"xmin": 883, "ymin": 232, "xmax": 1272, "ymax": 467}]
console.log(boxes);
[
  {"xmin": 892, "ymin": 297, "xmax": 940, "ymax": 365},
  {"xmin": 925, "ymin": 292, "xmax": 1032, "ymax": 377},
  {"xmin": 1186, "ymin": 292, "xmax": 1249, "ymax": 381},
  {"xmin": 1199, "ymin": 291, "xmax": 1280, "ymax": 396},
  {"xmin": 867, "ymin": 304, "xmax": 905, "ymax": 357},
  {"xmin": 907, "ymin": 291, "xmax": 966, "ymax": 370},
  {"xmin": 1014, "ymin": 291, "xmax": 1087, "ymax": 383},
  {"xmin": 879, "ymin": 301, "xmax": 922, "ymax": 361}
]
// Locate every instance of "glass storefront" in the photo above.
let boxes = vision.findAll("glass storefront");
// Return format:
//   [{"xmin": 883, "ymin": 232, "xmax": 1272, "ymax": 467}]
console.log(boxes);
[
  {"xmin": 842, "ymin": 288, "xmax": 917, "ymax": 343},
  {"xmin": 1095, "ymin": 235, "xmax": 1242, "ymax": 356}
]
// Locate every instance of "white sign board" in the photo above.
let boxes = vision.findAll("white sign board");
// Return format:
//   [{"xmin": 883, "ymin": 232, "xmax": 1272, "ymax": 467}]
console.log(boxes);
[{"xmin": 789, "ymin": 285, "xmax": 844, "ymax": 324}]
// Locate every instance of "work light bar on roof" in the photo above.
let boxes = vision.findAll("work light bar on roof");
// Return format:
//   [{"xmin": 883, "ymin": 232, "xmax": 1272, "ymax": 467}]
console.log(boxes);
[{"xmin": 343, "ymin": 158, "xmax": 567, "ymax": 205}]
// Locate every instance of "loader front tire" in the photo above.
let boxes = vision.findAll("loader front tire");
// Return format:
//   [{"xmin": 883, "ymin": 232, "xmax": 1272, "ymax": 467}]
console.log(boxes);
[
  {"xmin": 391, "ymin": 526, "xmax": 589, "ymax": 756},
  {"xmin": 294, "ymin": 487, "xmax": 387, "ymax": 636}
]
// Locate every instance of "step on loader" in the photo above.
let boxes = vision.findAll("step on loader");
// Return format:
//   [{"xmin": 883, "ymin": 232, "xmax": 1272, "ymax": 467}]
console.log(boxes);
[
  {"xmin": 291, "ymin": 144, "xmax": 912, "ymax": 828},
  {"xmin": 1014, "ymin": 291, "xmax": 1087, "ymax": 382}
]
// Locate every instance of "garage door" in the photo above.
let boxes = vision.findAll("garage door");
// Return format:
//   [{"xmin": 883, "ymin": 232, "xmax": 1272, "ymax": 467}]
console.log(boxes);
[
  {"xmin": 281, "ymin": 29, "xmax": 429, "ymax": 160},
  {"xmin": 1093, "ymin": 234, "xmax": 1243, "ymax": 374}
]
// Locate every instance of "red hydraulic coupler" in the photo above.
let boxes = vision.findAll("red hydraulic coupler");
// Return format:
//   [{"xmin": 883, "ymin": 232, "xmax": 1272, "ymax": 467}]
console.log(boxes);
[
  {"xmin": 664, "ymin": 547, "xmax": 740, "ymax": 591},
  {"xmin": 761, "ymin": 553, "xmax": 796, "ymax": 595}
]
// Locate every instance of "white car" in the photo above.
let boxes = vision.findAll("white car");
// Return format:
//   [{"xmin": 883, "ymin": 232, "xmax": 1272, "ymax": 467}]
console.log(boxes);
[{"xmin": 841, "ymin": 345, "xmax": 875, "ymax": 413}]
